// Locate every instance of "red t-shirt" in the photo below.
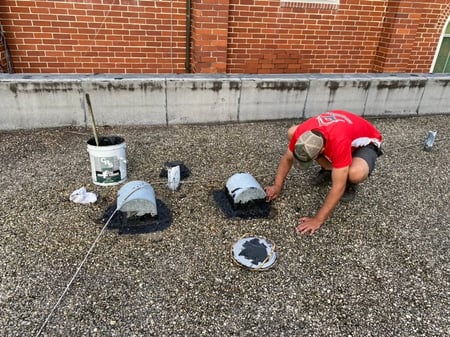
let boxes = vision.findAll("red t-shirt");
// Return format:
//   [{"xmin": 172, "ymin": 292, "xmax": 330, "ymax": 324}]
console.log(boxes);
[{"xmin": 288, "ymin": 110, "xmax": 382, "ymax": 168}]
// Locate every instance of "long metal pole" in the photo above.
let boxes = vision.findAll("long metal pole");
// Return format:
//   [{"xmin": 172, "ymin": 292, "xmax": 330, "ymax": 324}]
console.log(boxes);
[{"xmin": 185, "ymin": 0, "xmax": 191, "ymax": 73}]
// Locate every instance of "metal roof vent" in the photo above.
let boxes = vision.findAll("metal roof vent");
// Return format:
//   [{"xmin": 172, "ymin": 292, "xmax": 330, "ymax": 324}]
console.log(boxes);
[
  {"xmin": 214, "ymin": 172, "xmax": 270, "ymax": 219},
  {"xmin": 226, "ymin": 173, "xmax": 266, "ymax": 205},
  {"xmin": 117, "ymin": 180, "xmax": 157, "ymax": 217},
  {"xmin": 102, "ymin": 180, "xmax": 171, "ymax": 235}
]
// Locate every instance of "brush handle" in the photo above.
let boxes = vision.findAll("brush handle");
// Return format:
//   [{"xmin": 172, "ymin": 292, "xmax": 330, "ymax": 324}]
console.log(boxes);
[{"xmin": 85, "ymin": 93, "xmax": 100, "ymax": 146}]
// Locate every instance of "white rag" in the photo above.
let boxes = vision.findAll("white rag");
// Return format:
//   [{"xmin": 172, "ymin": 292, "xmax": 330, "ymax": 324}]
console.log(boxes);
[{"xmin": 70, "ymin": 187, "xmax": 97, "ymax": 204}]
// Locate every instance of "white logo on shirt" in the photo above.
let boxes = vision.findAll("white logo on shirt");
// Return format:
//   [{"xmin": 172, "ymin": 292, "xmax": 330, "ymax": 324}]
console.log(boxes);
[{"xmin": 317, "ymin": 112, "xmax": 353, "ymax": 126}]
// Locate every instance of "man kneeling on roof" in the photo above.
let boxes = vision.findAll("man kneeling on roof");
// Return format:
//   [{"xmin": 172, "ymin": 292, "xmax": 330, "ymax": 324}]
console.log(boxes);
[{"xmin": 265, "ymin": 110, "xmax": 383, "ymax": 235}]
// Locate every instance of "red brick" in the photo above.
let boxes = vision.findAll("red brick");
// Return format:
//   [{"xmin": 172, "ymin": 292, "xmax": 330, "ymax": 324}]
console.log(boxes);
[{"xmin": 6, "ymin": 0, "xmax": 449, "ymax": 74}]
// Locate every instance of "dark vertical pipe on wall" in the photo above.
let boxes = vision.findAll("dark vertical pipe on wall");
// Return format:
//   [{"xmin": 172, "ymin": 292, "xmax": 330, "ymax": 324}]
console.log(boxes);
[
  {"xmin": 0, "ymin": 22, "xmax": 14, "ymax": 73},
  {"xmin": 185, "ymin": 0, "xmax": 191, "ymax": 73}
]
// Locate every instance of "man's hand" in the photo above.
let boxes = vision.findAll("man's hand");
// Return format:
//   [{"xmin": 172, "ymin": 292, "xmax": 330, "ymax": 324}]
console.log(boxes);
[
  {"xmin": 264, "ymin": 185, "xmax": 281, "ymax": 202},
  {"xmin": 265, "ymin": 149, "xmax": 294, "ymax": 202},
  {"xmin": 296, "ymin": 217, "xmax": 323, "ymax": 235},
  {"xmin": 295, "ymin": 167, "xmax": 348, "ymax": 235}
]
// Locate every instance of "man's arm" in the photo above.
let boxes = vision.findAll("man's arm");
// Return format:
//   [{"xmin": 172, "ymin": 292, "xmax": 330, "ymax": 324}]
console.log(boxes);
[
  {"xmin": 265, "ymin": 149, "xmax": 294, "ymax": 201},
  {"xmin": 296, "ymin": 166, "xmax": 349, "ymax": 234}
]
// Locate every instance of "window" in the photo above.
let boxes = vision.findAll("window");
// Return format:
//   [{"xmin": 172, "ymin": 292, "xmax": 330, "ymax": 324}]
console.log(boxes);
[
  {"xmin": 432, "ymin": 18, "xmax": 450, "ymax": 73},
  {"xmin": 280, "ymin": 0, "xmax": 339, "ymax": 9}
]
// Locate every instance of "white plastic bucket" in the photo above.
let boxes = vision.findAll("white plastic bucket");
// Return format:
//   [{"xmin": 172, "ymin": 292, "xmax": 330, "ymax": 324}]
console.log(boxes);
[
  {"xmin": 226, "ymin": 172, "xmax": 266, "ymax": 205},
  {"xmin": 87, "ymin": 136, "xmax": 127, "ymax": 186},
  {"xmin": 117, "ymin": 180, "xmax": 157, "ymax": 217}
]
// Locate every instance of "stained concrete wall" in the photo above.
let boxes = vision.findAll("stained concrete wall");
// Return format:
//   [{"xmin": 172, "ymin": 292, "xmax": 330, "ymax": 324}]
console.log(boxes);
[{"xmin": 0, "ymin": 73, "xmax": 449, "ymax": 130}]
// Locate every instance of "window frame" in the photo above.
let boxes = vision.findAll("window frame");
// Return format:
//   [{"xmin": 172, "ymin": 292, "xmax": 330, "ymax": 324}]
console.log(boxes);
[{"xmin": 431, "ymin": 17, "xmax": 450, "ymax": 73}]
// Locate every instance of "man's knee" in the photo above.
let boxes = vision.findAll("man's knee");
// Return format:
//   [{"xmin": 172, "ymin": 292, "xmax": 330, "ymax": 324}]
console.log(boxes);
[{"xmin": 348, "ymin": 159, "xmax": 369, "ymax": 184}]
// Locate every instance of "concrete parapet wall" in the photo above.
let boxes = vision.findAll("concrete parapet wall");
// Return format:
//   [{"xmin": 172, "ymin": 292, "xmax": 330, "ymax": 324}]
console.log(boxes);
[{"xmin": 1, "ymin": 73, "xmax": 449, "ymax": 130}]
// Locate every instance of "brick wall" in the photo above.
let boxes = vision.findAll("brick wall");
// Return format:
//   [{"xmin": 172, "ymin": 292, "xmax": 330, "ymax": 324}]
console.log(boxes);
[
  {"xmin": 410, "ymin": 2, "xmax": 450, "ymax": 72},
  {"xmin": 227, "ymin": 0, "xmax": 388, "ymax": 73},
  {"xmin": 373, "ymin": 0, "xmax": 448, "ymax": 72},
  {"xmin": 0, "ymin": 0, "xmax": 448, "ymax": 74},
  {"xmin": 0, "ymin": 0, "xmax": 187, "ymax": 73},
  {"xmin": 226, "ymin": 0, "xmax": 447, "ymax": 74},
  {"xmin": 190, "ymin": 0, "xmax": 229, "ymax": 73}
]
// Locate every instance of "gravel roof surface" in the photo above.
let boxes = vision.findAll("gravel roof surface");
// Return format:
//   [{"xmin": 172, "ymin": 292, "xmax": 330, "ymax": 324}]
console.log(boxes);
[{"xmin": 1, "ymin": 115, "xmax": 449, "ymax": 337}]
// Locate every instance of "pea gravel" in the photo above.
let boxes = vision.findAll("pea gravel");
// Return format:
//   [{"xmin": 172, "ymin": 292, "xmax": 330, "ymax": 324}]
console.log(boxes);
[{"xmin": 0, "ymin": 115, "xmax": 449, "ymax": 337}]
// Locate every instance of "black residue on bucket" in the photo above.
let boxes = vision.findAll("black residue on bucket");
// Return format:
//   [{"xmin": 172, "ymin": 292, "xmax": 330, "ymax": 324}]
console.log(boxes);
[
  {"xmin": 102, "ymin": 199, "xmax": 171, "ymax": 235},
  {"xmin": 87, "ymin": 136, "xmax": 125, "ymax": 146},
  {"xmin": 213, "ymin": 188, "xmax": 270, "ymax": 219}
]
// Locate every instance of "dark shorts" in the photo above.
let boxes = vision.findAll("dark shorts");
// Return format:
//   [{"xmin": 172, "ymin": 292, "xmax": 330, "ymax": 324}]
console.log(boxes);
[{"xmin": 352, "ymin": 143, "xmax": 383, "ymax": 175}]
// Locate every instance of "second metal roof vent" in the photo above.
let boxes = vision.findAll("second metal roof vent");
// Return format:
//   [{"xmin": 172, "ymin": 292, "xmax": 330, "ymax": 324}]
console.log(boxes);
[
  {"xmin": 226, "ymin": 172, "xmax": 266, "ymax": 206},
  {"xmin": 213, "ymin": 172, "xmax": 270, "ymax": 219}
]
